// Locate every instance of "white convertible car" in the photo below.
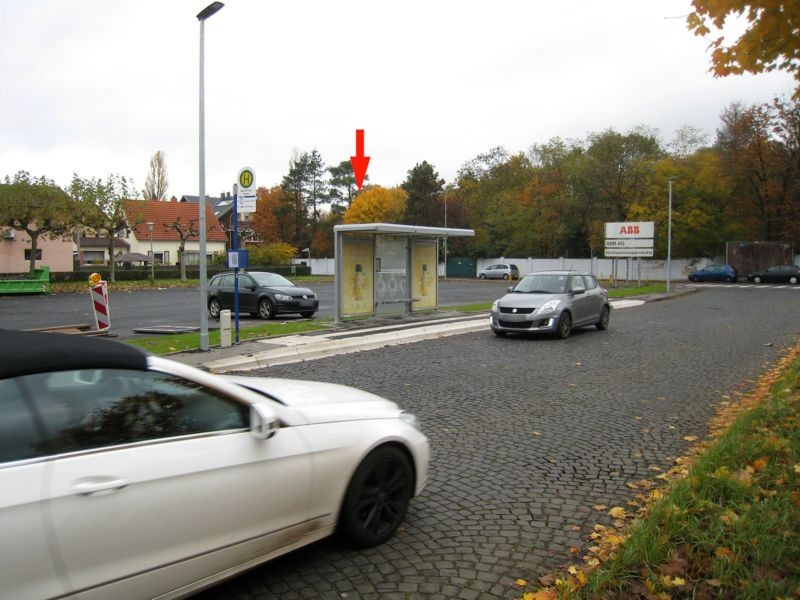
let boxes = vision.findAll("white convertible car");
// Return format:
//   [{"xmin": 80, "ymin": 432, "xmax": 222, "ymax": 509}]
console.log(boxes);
[{"xmin": 0, "ymin": 330, "xmax": 429, "ymax": 599}]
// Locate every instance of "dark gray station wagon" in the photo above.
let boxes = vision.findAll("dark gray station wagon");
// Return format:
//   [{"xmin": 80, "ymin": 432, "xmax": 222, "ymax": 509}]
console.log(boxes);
[
  {"xmin": 207, "ymin": 271, "xmax": 318, "ymax": 320},
  {"xmin": 490, "ymin": 271, "xmax": 609, "ymax": 338}
]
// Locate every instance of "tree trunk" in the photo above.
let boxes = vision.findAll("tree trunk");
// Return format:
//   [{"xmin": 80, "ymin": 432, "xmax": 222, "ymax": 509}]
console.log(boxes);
[
  {"xmin": 107, "ymin": 236, "xmax": 116, "ymax": 283},
  {"xmin": 179, "ymin": 241, "xmax": 187, "ymax": 281},
  {"xmin": 27, "ymin": 229, "xmax": 39, "ymax": 274}
]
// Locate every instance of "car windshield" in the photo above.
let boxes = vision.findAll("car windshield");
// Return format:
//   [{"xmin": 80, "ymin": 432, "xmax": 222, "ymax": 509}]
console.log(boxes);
[
  {"xmin": 250, "ymin": 272, "xmax": 295, "ymax": 287},
  {"xmin": 513, "ymin": 274, "xmax": 568, "ymax": 294}
]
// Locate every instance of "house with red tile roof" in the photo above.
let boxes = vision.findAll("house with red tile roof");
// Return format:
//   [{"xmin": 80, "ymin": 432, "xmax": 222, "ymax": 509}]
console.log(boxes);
[{"xmin": 122, "ymin": 199, "xmax": 227, "ymax": 266}]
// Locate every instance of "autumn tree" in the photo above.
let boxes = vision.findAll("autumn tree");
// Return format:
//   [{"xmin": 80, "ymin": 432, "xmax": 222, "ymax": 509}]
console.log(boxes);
[
  {"xmin": 343, "ymin": 186, "xmax": 408, "ymax": 224},
  {"xmin": 401, "ymin": 161, "xmax": 444, "ymax": 226},
  {"xmin": 687, "ymin": 0, "xmax": 800, "ymax": 99},
  {"xmin": 252, "ymin": 186, "xmax": 290, "ymax": 243},
  {"xmin": 0, "ymin": 171, "xmax": 74, "ymax": 273},
  {"xmin": 69, "ymin": 173, "xmax": 137, "ymax": 283},
  {"xmin": 143, "ymin": 150, "xmax": 169, "ymax": 200}
]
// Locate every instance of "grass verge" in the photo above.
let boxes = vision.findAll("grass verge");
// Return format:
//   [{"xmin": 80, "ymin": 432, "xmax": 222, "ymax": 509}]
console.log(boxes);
[
  {"xmin": 126, "ymin": 319, "xmax": 332, "ymax": 355},
  {"xmin": 520, "ymin": 341, "xmax": 800, "ymax": 600}
]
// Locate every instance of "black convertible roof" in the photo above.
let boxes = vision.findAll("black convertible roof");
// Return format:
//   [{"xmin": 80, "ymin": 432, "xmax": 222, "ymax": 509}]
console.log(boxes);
[{"xmin": 0, "ymin": 330, "xmax": 149, "ymax": 379}]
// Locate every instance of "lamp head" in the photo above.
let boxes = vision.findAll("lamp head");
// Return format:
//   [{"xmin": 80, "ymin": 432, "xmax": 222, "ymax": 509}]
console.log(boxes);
[{"xmin": 197, "ymin": 2, "xmax": 224, "ymax": 21}]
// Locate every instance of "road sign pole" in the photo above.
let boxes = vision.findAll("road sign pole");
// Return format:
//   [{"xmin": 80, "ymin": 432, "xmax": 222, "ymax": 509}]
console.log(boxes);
[{"xmin": 233, "ymin": 184, "xmax": 240, "ymax": 344}]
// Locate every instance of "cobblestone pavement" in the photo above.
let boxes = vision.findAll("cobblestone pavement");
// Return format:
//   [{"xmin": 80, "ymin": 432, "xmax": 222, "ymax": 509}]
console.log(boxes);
[{"xmin": 196, "ymin": 287, "xmax": 800, "ymax": 600}]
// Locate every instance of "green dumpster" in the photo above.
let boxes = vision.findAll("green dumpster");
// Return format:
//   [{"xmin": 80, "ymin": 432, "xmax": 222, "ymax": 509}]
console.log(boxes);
[{"xmin": 0, "ymin": 266, "xmax": 51, "ymax": 294}]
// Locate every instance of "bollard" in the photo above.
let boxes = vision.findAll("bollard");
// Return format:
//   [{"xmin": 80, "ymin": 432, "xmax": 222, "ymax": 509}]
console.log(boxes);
[
  {"xmin": 220, "ymin": 310, "xmax": 232, "ymax": 348},
  {"xmin": 88, "ymin": 273, "xmax": 110, "ymax": 331}
]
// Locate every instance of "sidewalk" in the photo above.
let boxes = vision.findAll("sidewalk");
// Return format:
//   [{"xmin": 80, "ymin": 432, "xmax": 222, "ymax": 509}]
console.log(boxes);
[{"xmin": 170, "ymin": 286, "xmax": 697, "ymax": 374}]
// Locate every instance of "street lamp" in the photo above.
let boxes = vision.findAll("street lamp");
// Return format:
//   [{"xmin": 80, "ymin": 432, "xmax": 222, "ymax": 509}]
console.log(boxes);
[
  {"xmin": 667, "ymin": 176, "xmax": 677, "ymax": 292},
  {"xmin": 146, "ymin": 222, "xmax": 154, "ymax": 283},
  {"xmin": 443, "ymin": 185, "xmax": 454, "ymax": 280},
  {"xmin": 197, "ymin": 1, "xmax": 224, "ymax": 351}
]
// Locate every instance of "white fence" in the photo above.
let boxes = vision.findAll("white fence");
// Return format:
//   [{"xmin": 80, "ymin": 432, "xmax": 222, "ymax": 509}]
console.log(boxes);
[{"xmin": 296, "ymin": 255, "xmax": 800, "ymax": 280}]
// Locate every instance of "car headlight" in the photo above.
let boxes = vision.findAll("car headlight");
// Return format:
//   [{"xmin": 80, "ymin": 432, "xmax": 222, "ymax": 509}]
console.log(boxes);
[
  {"xmin": 491, "ymin": 300, "xmax": 499, "ymax": 311},
  {"xmin": 538, "ymin": 299, "xmax": 560, "ymax": 314},
  {"xmin": 274, "ymin": 293, "xmax": 292, "ymax": 302},
  {"xmin": 400, "ymin": 411, "xmax": 421, "ymax": 430}
]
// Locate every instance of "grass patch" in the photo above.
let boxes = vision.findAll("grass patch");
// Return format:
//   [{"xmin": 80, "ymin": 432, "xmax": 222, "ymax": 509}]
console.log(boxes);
[
  {"xmin": 523, "ymin": 342, "xmax": 800, "ymax": 599},
  {"xmin": 126, "ymin": 319, "xmax": 332, "ymax": 355},
  {"xmin": 606, "ymin": 283, "xmax": 667, "ymax": 298}
]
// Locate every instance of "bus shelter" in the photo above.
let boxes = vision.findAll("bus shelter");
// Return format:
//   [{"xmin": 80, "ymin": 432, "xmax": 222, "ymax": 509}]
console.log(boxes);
[{"xmin": 333, "ymin": 223, "xmax": 475, "ymax": 323}]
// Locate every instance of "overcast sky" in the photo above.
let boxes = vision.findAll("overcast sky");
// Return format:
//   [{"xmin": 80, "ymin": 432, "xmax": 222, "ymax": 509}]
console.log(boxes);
[{"xmin": 1, "ymin": 0, "xmax": 795, "ymax": 200}]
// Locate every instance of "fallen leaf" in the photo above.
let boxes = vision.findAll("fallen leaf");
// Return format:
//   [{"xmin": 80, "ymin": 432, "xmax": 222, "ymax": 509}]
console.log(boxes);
[
  {"xmin": 715, "ymin": 546, "xmax": 735, "ymax": 562},
  {"xmin": 705, "ymin": 579, "xmax": 723, "ymax": 587},
  {"xmin": 524, "ymin": 592, "xmax": 558, "ymax": 600},
  {"xmin": 537, "ymin": 574, "xmax": 556, "ymax": 587},
  {"xmin": 683, "ymin": 435, "xmax": 698, "ymax": 442},
  {"xmin": 592, "ymin": 504, "xmax": 608, "ymax": 511},
  {"xmin": 751, "ymin": 457, "xmax": 768, "ymax": 472},
  {"xmin": 515, "ymin": 578, "xmax": 527, "ymax": 587},
  {"xmin": 794, "ymin": 463, "xmax": 800, "ymax": 474},
  {"xmin": 660, "ymin": 575, "xmax": 686, "ymax": 587},
  {"xmin": 568, "ymin": 546, "xmax": 580, "ymax": 555},
  {"xmin": 608, "ymin": 506, "xmax": 627, "ymax": 519},
  {"xmin": 531, "ymin": 431, "xmax": 541, "ymax": 436}
]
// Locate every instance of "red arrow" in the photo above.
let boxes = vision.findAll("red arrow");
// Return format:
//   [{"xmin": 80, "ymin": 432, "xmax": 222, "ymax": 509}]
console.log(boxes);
[{"xmin": 350, "ymin": 129, "xmax": 370, "ymax": 190}]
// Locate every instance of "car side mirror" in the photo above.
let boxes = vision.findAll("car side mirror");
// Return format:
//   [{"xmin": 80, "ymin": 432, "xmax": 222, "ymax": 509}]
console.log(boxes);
[
  {"xmin": 250, "ymin": 403, "xmax": 278, "ymax": 439},
  {"xmin": 250, "ymin": 285, "xmax": 257, "ymax": 292},
  {"xmin": 507, "ymin": 285, "xmax": 514, "ymax": 293},
  {"xmin": 571, "ymin": 286, "xmax": 585, "ymax": 295}
]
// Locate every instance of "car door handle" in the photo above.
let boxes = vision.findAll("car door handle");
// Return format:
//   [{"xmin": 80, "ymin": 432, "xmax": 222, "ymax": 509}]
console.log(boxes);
[{"xmin": 72, "ymin": 478, "xmax": 130, "ymax": 496}]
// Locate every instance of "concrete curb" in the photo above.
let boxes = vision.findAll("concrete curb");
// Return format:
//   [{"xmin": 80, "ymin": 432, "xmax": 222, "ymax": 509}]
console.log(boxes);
[{"xmin": 204, "ymin": 317, "xmax": 490, "ymax": 373}]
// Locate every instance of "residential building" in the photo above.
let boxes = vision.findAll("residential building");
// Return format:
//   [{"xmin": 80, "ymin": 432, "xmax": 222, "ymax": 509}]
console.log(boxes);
[
  {"xmin": 122, "ymin": 199, "xmax": 227, "ymax": 265},
  {"xmin": 0, "ymin": 227, "xmax": 73, "ymax": 274}
]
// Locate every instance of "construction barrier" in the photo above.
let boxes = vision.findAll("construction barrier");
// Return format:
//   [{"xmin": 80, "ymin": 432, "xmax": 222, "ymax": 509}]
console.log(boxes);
[{"xmin": 89, "ymin": 273, "xmax": 110, "ymax": 332}]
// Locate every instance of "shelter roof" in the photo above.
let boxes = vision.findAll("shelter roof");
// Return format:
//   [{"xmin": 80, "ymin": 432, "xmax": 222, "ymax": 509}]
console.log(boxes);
[{"xmin": 334, "ymin": 223, "xmax": 474, "ymax": 237}]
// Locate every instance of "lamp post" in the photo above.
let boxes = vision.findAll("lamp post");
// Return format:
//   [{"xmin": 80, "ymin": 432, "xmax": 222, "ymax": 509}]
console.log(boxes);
[
  {"xmin": 443, "ymin": 185, "xmax": 453, "ymax": 280},
  {"xmin": 667, "ymin": 176, "xmax": 677, "ymax": 292},
  {"xmin": 146, "ymin": 222, "xmax": 154, "ymax": 283},
  {"xmin": 196, "ymin": 1, "xmax": 224, "ymax": 351}
]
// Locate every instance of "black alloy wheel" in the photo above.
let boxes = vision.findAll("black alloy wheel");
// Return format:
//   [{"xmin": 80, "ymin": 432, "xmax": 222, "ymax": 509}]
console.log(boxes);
[
  {"xmin": 208, "ymin": 298, "xmax": 221, "ymax": 319},
  {"xmin": 258, "ymin": 298, "xmax": 274, "ymax": 320},
  {"xmin": 556, "ymin": 312, "xmax": 572, "ymax": 339},
  {"xmin": 596, "ymin": 305, "xmax": 610, "ymax": 330},
  {"xmin": 339, "ymin": 446, "xmax": 414, "ymax": 547}
]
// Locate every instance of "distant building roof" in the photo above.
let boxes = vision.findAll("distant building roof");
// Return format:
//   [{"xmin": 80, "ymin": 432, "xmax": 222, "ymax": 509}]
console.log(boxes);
[
  {"xmin": 123, "ymin": 199, "xmax": 227, "ymax": 243},
  {"xmin": 80, "ymin": 236, "xmax": 130, "ymax": 249},
  {"xmin": 180, "ymin": 193, "xmax": 235, "ymax": 219}
]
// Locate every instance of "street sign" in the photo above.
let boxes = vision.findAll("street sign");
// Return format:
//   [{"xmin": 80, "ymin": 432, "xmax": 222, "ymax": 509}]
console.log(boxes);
[
  {"xmin": 604, "ymin": 247, "xmax": 654, "ymax": 257},
  {"xmin": 237, "ymin": 166, "xmax": 256, "ymax": 214},
  {"xmin": 604, "ymin": 221, "xmax": 654, "ymax": 239},
  {"xmin": 604, "ymin": 238, "xmax": 654, "ymax": 249}
]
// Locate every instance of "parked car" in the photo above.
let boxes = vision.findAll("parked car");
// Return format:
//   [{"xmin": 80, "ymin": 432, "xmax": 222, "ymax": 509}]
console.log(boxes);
[
  {"xmin": 687, "ymin": 264, "xmax": 738, "ymax": 283},
  {"xmin": 746, "ymin": 264, "xmax": 800, "ymax": 284},
  {"xmin": 490, "ymin": 271, "xmax": 610, "ymax": 339},
  {"xmin": 207, "ymin": 271, "xmax": 319, "ymax": 319},
  {"xmin": 478, "ymin": 263, "xmax": 520, "ymax": 280},
  {"xmin": 0, "ymin": 330, "xmax": 429, "ymax": 599}
]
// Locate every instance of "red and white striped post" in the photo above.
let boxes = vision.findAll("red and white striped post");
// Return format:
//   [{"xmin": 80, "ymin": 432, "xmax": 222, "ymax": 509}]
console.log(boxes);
[{"xmin": 88, "ymin": 273, "xmax": 110, "ymax": 332}]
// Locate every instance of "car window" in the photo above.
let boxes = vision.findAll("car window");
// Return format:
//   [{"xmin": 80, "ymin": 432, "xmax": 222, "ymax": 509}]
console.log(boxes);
[
  {"xmin": 582, "ymin": 275, "xmax": 597, "ymax": 290},
  {"xmin": 250, "ymin": 272, "xmax": 294, "ymax": 287},
  {"xmin": 239, "ymin": 275, "xmax": 255, "ymax": 289},
  {"xmin": 0, "ymin": 379, "xmax": 47, "ymax": 464},
  {"xmin": 221, "ymin": 274, "xmax": 234, "ymax": 287},
  {"xmin": 570, "ymin": 275, "xmax": 584, "ymax": 291},
  {"xmin": 516, "ymin": 274, "xmax": 567, "ymax": 294},
  {"xmin": 12, "ymin": 368, "xmax": 248, "ymax": 456}
]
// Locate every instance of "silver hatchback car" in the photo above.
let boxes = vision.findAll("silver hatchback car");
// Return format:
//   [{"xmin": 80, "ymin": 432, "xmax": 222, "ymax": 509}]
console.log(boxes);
[
  {"xmin": 490, "ymin": 271, "xmax": 610, "ymax": 338},
  {"xmin": 478, "ymin": 263, "xmax": 520, "ymax": 280}
]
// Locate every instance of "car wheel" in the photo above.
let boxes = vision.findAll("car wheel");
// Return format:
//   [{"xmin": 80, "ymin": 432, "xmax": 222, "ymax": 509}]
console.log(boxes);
[
  {"xmin": 339, "ymin": 446, "xmax": 414, "ymax": 547},
  {"xmin": 300, "ymin": 311, "xmax": 315, "ymax": 318},
  {"xmin": 754, "ymin": 276, "xmax": 762, "ymax": 284},
  {"xmin": 493, "ymin": 329, "xmax": 507, "ymax": 337},
  {"xmin": 257, "ymin": 298, "xmax": 274, "ymax": 320},
  {"xmin": 556, "ymin": 312, "xmax": 572, "ymax": 339},
  {"xmin": 208, "ymin": 298, "xmax": 221, "ymax": 319},
  {"xmin": 596, "ymin": 305, "xmax": 610, "ymax": 330},
  {"xmin": 790, "ymin": 277, "xmax": 798, "ymax": 285},
  {"xmin": 688, "ymin": 276, "xmax": 696, "ymax": 282},
  {"xmin": 502, "ymin": 273, "xmax": 509, "ymax": 280},
  {"xmin": 479, "ymin": 273, "xmax": 486, "ymax": 280}
]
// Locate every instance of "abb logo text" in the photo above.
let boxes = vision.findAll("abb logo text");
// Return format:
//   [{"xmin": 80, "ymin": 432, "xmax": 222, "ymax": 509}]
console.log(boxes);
[{"xmin": 619, "ymin": 225, "xmax": 639, "ymax": 235}]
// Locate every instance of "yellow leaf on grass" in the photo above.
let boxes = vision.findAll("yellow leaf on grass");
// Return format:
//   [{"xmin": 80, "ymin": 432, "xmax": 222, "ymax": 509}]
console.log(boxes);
[
  {"xmin": 608, "ymin": 506, "xmax": 627, "ymax": 519},
  {"xmin": 605, "ymin": 533, "xmax": 624, "ymax": 546},
  {"xmin": 715, "ymin": 546, "xmax": 735, "ymax": 561},
  {"xmin": 660, "ymin": 575, "xmax": 686, "ymax": 587},
  {"xmin": 793, "ymin": 463, "xmax": 800, "ymax": 474},
  {"xmin": 751, "ymin": 457, "xmax": 768, "ymax": 472}
]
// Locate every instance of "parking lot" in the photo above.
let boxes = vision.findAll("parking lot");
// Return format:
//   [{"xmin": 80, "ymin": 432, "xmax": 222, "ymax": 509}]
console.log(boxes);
[{"xmin": 190, "ymin": 286, "xmax": 800, "ymax": 599}]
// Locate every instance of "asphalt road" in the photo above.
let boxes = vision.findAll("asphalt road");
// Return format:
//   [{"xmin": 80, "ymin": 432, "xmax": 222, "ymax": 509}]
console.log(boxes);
[
  {"xmin": 192, "ymin": 285, "xmax": 800, "ymax": 599},
  {"xmin": 0, "ymin": 279, "xmax": 510, "ymax": 339}
]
